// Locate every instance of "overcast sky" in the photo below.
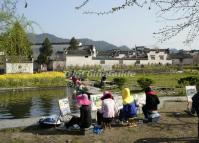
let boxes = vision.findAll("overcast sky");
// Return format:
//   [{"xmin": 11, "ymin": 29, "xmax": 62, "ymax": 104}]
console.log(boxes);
[{"xmin": 17, "ymin": 0, "xmax": 199, "ymax": 50}]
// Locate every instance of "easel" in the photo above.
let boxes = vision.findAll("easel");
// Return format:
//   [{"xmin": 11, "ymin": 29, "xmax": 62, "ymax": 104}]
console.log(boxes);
[
  {"xmin": 185, "ymin": 86, "xmax": 197, "ymax": 114},
  {"xmin": 55, "ymin": 97, "xmax": 71, "ymax": 128}
]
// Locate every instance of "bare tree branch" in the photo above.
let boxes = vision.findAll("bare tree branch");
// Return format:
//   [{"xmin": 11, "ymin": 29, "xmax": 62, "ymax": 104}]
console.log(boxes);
[{"xmin": 74, "ymin": 0, "xmax": 199, "ymax": 44}]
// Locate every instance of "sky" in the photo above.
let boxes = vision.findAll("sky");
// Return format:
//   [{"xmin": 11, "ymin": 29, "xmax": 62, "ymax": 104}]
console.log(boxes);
[{"xmin": 16, "ymin": 0, "xmax": 199, "ymax": 50}]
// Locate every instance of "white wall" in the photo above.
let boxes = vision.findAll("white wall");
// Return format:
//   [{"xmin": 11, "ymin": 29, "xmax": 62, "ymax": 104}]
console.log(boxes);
[
  {"xmin": 53, "ymin": 61, "xmax": 65, "ymax": 71},
  {"xmin": 66, "ymin": 56, "xmax": 97, "ymax": 66},
  {"xmin": 172, "ymin": 58, "xmax": 193, "ymax": 65},
  {"xmin": 65, "ymin": 51, "xmax": 172, "ymax": 67},
  {"xmin": 123, "ymin": 60, "xmax": 136, "ymax": 65},
  {"xmin": 117, "ymin": 54, "xmax": 126, "ymax": 58},
  {"xmin": 140, "ymin": 60, "xmax": 150, "ymax": 65},
  {"xmin": 6, "ymin": 63, "xmax": 33, "ymax": 74},
  {"xmin": 102, "ymin": 60, "xmax": 119, "ymax": 66}
]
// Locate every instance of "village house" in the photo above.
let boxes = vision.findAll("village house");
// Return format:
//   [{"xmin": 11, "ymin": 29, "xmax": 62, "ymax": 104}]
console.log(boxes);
[
  {"xmin": 169, "ymin": 50, "xmax": 193, "ymax": 66},
  {"xmin": 31, "ymin": 43, "xmax": 199, "ymax": 72},
  {"xmin": 65, "ymin": 45, "xmax": 97, "ymax": 67},
  {"xmin": 64, "ymin": 45, "xmax": 172, "ymax": 68},
  {"xmin": 189, "ymin": 50, "xmax": 199, "ymax": 65},
  {"xmin": 31, "ymin": 42, "xmax": 68, "ymax": 71}
]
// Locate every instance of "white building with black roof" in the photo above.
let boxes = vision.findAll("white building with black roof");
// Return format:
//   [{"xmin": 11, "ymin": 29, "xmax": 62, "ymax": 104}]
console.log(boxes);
[{"xmin": 31, "ymin": 43, "xmax": 173, "ymax": 70}]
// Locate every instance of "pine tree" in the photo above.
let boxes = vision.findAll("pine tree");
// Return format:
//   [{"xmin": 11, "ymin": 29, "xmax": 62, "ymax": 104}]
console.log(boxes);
[
  {"xmin": 68, "ymin": 37, "xmax": 79, "ymax": 50},
  {"xmin": 37, "ymin": 38, "xmax": 53, "ymax": 65}
]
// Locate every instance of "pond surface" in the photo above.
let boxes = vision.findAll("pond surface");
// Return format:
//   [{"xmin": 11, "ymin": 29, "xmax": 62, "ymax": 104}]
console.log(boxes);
[{"xmin": 0, "ymin": 87, "xmax": 77, "ymax": 119}]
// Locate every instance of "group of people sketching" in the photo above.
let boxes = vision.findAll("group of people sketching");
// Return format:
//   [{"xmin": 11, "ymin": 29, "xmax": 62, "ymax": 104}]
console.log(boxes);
[{"xmin": 65, "ymin": 85, "xmax": 160, "ymax": 130}]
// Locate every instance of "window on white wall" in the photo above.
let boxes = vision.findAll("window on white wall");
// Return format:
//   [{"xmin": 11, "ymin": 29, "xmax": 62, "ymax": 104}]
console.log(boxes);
[
  {"xmin": 159, "ymin": 55, "xmax": 164, "ymax": 60},
  {"xmin": 100, "ymin": 60, "xmax": 105, "ymax": 64},
  {"xmin": 119, "ymin": 60, "xmax": 123, "ymax": 64},
  {"xmin": 136, "ymin": 60, "xmax": 140, "ymax": 64},
  {"xmin": 150, "ymin": 55, "xmax": 155, "ymax": 60}
]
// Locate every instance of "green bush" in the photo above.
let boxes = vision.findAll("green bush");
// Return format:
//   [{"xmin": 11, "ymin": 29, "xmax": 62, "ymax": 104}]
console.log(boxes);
[
  {"xmin": 113, "ymin": 77, "xmax": 127, "ymax": 89},
  {"xmin": 137, "ymin": 77, "xmax": 154, "ymax": 90},
  {"xmin": 178, "ymin": 76, "xmax": 199, "ymax": 88}
]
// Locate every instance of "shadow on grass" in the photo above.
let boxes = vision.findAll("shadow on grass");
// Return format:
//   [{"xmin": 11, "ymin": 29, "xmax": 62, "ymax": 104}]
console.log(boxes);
[
  {"xmin": 145, "ymin": 122, "xmax": 196, "ymax": 132},
  {"xmin": 165, "ymin": 111, "xmax": 197, "ymax": 118},
  {"xmin": 22, "ymin": 125, "xmax": 89, "ymax": 136},
  {"xmin": 134, "ymin": 137, "xmax": 199, "ymax": 143},
  {"xmin": 141, "ymin": 111, "xmax": 198, "ymax": 132}
]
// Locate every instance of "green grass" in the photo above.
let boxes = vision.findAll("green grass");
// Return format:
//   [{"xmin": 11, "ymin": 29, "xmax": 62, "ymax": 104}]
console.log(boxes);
[{"xmin": 88, "ymin": 72, "xmax": 199, "ymax": 96}]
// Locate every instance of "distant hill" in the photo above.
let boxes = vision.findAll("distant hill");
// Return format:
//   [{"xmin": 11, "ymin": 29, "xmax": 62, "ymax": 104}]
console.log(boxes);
[
  {"xmin": 28, "ymin": 33, "xmax": 130, "ymax": 51},
  {"xmin": 169, "ymin": 48, "xmax": 179, "ymax": 53}
]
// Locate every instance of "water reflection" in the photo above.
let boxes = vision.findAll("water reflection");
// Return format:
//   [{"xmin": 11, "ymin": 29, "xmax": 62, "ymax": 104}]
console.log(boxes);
[{"xmin": 0, "ymin": 87, "xmax": 75, "ymax": 119}]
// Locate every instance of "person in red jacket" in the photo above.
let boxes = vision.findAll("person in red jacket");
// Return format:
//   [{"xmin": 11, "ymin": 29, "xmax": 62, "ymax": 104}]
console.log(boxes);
[{"xmin": 142, "ymin": 86, "xmax": 160, "ymax": 121}]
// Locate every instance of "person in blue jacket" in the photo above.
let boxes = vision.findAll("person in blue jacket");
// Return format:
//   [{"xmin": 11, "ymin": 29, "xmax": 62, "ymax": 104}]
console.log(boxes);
[{"xmin": 121, "ymin": 88, "xmax": 137, "ymax": 121}]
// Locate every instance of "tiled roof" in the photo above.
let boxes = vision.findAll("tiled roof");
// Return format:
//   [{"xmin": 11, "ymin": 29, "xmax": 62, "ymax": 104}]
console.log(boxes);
[
  {"xmin": 31, "ymin": 43, "xmax": 69, "ymax": 60},
  {"xmin": 169, "ymin": 53, "xmax": 193, "ymax": 59},
  {"xmin": 66, "ymin": 45, "xmax": 94, "ymax": 56},
  {"xmin": 31, "ymin": 43, "xmax": 94, "ymax": 60}
]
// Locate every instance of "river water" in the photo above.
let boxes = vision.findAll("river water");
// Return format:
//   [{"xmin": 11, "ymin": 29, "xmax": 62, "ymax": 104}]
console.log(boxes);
[{"xmin": 0, "ymin": 87, "xmax": 77, "ymax": 119}]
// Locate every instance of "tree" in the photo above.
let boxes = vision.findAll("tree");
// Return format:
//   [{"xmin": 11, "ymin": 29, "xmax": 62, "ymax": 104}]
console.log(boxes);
[
  {"xmin": 68, "ymin": 37, "xmax": 80, "ymax": 50},
  {"xmin": 76, "ymin": 0, "xmax": 199, "ymax": 44},
  {"xmin": 0, "ymin": 0, "xmax": 16, "ymax": 32},
  {"xmin": 0, "ymin": 21, "xmax": 31, "ymax": 59},
  {"xmin": 37, "ymin": 38, "xmax": 53, "ymax": 65},
  {"xmin": 0, "ymin": 0, "xmax": 33, "ymax": 61},
  {"xmin": 0, "ymin": 0, "xmax": 28, "ymax": 33}
]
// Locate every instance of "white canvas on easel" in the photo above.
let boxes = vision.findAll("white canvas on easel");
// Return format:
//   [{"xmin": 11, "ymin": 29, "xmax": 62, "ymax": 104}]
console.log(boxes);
[
  {"xmin": 134, "ymin": 92, "xmax": 146, "ymax": 105},
  {"xmin": 113, "ymin": 95, "xmax": 123, "ymax": 110},
  {"xmin": 90, "ymin": 94, "xmax": 103, "ymax": 111},
  {"xmin": 58, "ymin": 97, "xmax": 71, "ymax": 116},
  {"xmin": 185, "ymin": 86, "xmax": 197, "ymax": 111},
  {"xmin": 186, "ymin": 86, "xmax": 197, "ymax": 102},
  {"xmin": 134, "ymin": 92, "xmax": 146, "ymax": 114}
]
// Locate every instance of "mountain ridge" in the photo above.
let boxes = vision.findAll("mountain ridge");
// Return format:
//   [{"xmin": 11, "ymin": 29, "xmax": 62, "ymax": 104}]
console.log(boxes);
[{"xmin": 28, "ymin": 33, "xmax": 130, "ymax": 51}]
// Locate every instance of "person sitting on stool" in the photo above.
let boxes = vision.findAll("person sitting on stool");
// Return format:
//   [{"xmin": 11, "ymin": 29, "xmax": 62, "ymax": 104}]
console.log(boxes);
[
  {"xmin": 142, "ymin": 86, "xmax": 160, "ymax": 122},
  {"xmin": 97, "ymin": 91, "xmax": 118, "ymax": 129}
]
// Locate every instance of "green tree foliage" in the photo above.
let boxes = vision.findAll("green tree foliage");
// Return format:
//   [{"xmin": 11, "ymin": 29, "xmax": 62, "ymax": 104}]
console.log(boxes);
[
  {"xmin": 0, "ymin": 0, "xmax": 16, "ymax": 32},
  {"xmin": 37, "ymin": 38, "xmax": 53, "ymax": 65},
  {"xmin": 137, "ymin": 77, "xmax": 154, "ymax": 91},
  {"xmin": 68, "ymin": 37, "xmax": 79, "ymax": 50},
  {"xmin": 0, "ymin": 21, "xmax": 31, "ymax": 58}
]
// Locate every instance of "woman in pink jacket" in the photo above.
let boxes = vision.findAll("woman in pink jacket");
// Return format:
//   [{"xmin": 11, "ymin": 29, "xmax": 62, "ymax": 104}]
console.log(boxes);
[{"xmin": 97, "ymin": 91, "xmax": 118, "ymax": 127}]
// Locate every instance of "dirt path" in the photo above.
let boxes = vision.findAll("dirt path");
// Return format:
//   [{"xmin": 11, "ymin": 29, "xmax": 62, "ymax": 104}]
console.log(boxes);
[{"xmin": 0, "ymin": 101, "xmax": 198, "ymax": 143}]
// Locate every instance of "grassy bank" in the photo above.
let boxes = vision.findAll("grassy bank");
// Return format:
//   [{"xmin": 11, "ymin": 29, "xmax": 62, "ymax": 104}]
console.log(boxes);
[
  {"xmin": 0, "ymin": 101, "xmax": 198, "ymax": 143},
  {"xmin": 87, "ymin": 72, "xmax": 199, "ymax": 96},
  {"xmin": 0, "ymin": 72, "xmax": 66, "ymax": 88}
]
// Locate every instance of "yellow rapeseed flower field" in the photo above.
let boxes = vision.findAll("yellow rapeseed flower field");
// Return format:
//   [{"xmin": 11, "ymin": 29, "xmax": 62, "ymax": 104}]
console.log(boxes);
[{"xmin": 0, "ymin": 72, "xmax": 65, "ymax": 87}]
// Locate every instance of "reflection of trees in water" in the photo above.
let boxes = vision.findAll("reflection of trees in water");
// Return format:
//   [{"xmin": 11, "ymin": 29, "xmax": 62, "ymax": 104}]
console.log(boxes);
[
  {"xmin": 39, "ymin": 95, "xmax": 55, "ymax": 116},
  {"xmin": 7, "ymin": 92, "xmax": 32, "ymax": 118},
  {"xmin": 66, "ymin": 87, "xmax": 79, "ymax": 112},
  {"xmin": 0, "ymin": 88, "xmax": 66, "ymax": 119},
  {"xmin": 30, "ymin": 96, "xmax": 43, "ymax": 117}
]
